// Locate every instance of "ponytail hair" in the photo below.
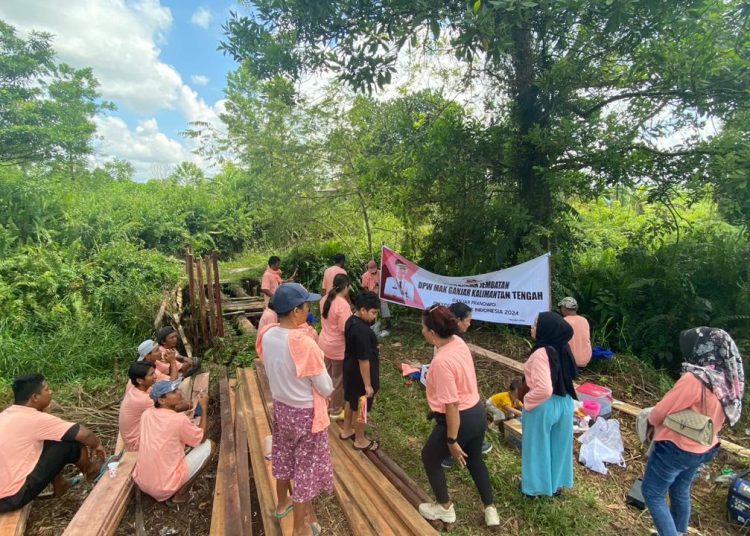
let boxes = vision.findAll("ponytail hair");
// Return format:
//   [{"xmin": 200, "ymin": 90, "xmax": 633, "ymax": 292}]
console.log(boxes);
[
  {"xmin": 323, "ymin": 274, "xmax": 349, "ymax": 318},
  {"xmin": 422, "ymin": 304, "xmax": 459, "ymax": 339}
]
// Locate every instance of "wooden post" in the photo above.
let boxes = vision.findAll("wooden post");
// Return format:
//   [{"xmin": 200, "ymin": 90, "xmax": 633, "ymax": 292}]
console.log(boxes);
[
  {"xmin": 205, "ymin": 255, "xmax": 215, "ymax": 344},
  {"xmin": 196, "ymin": 259, "xmax": 208, "ymax": 351},
  {"xmin": 186, "ymin": 247, "xmax": 197, "ymax": 345},
  {"xmin": 212, "ymin": 251, "xmax": 225, "ymax": 337}
]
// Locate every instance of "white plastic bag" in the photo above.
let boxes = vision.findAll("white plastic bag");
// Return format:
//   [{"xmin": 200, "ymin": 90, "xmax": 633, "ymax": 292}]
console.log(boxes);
[{"xmin": 577, "ymin": 417, "xmax": 626, "ymax": 475}]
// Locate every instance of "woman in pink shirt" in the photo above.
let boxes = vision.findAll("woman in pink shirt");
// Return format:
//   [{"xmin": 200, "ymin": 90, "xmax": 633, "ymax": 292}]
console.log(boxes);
[
  {"xmin": 642, "ymin": 327, "xmax": 744, "ymax": 536},
  {"xmin": 418, "ymin": 305, "xmax": 499, "ymax": 527},
  {"xmin": 318, "ymin": 273, "xmax": 352, "ymax": 418},
  {"xmin": 521, "ymin": 311, "xmax": 577, "ymax": 497}
]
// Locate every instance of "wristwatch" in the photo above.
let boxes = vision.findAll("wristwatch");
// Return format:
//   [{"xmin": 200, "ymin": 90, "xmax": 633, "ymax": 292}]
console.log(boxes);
[{"xmin": 446, "ymin": 437, "xmax": 457, "ymax": 444}]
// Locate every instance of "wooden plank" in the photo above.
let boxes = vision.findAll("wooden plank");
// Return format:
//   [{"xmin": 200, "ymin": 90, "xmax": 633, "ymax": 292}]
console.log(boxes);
[
  {"xmin": 0, "ymin": 504, "xmax": 30, "ymax": 536},
  {"xmin": 210, "ymin": 373, "xmax": 242, "ymax": 536},
  {"xmin": 330, "ymin": 479, "xmax": 375, "ymax": 536},
  {"xmin": 236, "ymin": 370, "xmax": 288, "ymax": 536},
  {"xmin": 212, "ymin": 252, "xmax": 225, "ymax": 337},
  {"xmin": 62, "ymin": 452, "xmax": 137, "ymax": 536},
  {"xmin": 328, "ymin": 435, "xmax": 399, "ymax": 536},
  {"xmin": 234, "ymin": 389, "xmax": 253, "ymax": 535},
  {"xmin": 332, "ymin": 428, "xmax": 437, "ymax": 536},
  {"xmin": 196, "ymin": 260, "xmax": 208, "ymax": 350},
  {"xmin": 470, "ymin": 342, "xmax": 750, "ymax": 458}
]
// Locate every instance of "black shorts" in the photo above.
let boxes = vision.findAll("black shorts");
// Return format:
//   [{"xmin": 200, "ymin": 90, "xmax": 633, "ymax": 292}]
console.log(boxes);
[{"xmin": 0, "ymin": 440, "xmax": 82, "ymax": 513}]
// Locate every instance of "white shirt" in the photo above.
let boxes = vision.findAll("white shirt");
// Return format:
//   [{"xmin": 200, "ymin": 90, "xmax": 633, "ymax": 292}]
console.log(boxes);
[
  {"xmin": 262, "ymin": 327, "xmax": 333, "ymax": 408},
  {"xmin": 384, "ymin": 277, "xmax": 415, "ymax": 302}
]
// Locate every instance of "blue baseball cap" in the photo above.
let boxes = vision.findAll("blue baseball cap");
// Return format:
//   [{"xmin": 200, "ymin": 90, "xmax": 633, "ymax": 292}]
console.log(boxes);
[
  {"xmin": 150, "ymin": 380, "xmax": 182, "ymax": 401},
  {"xmin": 272, "ymin": 283, "xmax": 321, "ymax": 315}
]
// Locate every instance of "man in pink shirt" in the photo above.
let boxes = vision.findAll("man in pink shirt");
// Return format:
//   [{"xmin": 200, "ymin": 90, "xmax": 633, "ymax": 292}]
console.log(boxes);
[
  {"xmin": 322, "ymin": 253, "xmax": 347, "ymax": 295},
  {"xmin": 559, "ymin": 297, "xmax": 592, "ymax": 368},
  {"xmin": 118, "ymin": 362, "xmax": 156, "ymax": 452},
  {"xmin": 133, "ymin": 380, "xmax": 215, "ymax": 504},
  {"xmin": 261, "ymin": 256, "xmax": 296, "ymax": 308},
  {"xmin": 0, "ymin": 374, "xmax": 107, "ymax": 512}
]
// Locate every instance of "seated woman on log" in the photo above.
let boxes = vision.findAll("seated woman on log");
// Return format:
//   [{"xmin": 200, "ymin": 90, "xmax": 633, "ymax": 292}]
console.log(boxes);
[
  {"xmin": 133, "ymin": 380, "xmax": 215, "ymax": 505},
  {"xmin": 256, "ymin": 283, "xmax": 334, "ymax": 536},
  {"xmin": 156, "ymin": 326, "xmax": 200, "ymax": 378},
  {"xmin": 0, "ymin": 374, "xmax": 108, "ymax": 512}
]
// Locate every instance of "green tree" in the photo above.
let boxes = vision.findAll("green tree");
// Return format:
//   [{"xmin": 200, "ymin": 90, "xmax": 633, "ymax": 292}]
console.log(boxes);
[
  {"xmin": 221, "ymin": 1, "xmax": 750, "ymax": 250},
  {"xmin": 0, "ymin": 20, "xmax": 112, "ymax": 167}
]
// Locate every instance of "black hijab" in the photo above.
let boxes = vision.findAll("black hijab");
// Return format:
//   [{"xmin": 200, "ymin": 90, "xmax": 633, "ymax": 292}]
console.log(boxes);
[{"xmin": 533, "ymin": 312, "xmax": 578, "ymax": 398}]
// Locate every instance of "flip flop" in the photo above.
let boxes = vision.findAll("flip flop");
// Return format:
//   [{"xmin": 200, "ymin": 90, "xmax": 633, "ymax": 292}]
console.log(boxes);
[
  {"xmin": 38, "ymin": 474, "xmax": 85, "ymax": 499},
  {"xmin": 311, "ymin": 522, "xmax": 321, "ymax": 536},
  {"xmin": 272, "ymin": 503, "xmax": 293, "ymax": 520},
  {"xmin": 338, "ymin": 432, "xmax": 355, "ymax": 442},
  {"xmin": 353, "ymin": 439, "xmax": 379, "ymax": 452}
]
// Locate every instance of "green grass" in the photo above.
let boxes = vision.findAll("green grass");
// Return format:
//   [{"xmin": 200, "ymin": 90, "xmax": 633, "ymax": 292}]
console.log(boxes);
[{"xmin": 369, "ymin": 327, "xmax": 610, "ymax": 536}]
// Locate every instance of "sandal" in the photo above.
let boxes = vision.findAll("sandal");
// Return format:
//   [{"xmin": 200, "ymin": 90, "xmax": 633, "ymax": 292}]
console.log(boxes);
[
  {"xmin": 272, "ymin": 503, "xmax": 293, "ymax": 520},
  {"xmin": 353, "ymin": 439, "xmax": 379, "ymax": 452},
  {"xmin": 92, "ymin": 455, "xmax": 117, "ymax": 484},
  {"xmin": 311, "ymin": 522, "xmax": 321, "ymax": 536},
  {"xmin": 338, "ymin": 432, "xmax": 355, "ymax": 442}
]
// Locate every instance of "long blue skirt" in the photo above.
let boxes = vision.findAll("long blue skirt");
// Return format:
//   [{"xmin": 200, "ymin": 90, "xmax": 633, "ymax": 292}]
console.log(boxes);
[{"xmin": 521, "ymin": 394, "xmax": 574, "ymax": 496}]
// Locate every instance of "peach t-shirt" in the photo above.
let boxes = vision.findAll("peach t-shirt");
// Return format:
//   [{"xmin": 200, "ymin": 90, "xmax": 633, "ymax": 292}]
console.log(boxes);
[
  {"xmin": 118, "ymin": 387, "xmax": 153, "ymax": 451},
  {"xmin": 564, "ymin": 315, "xmax": 592, "ymax": 367},
  {"xmin": 156, "ymin": 347, "xmax": 186, "ymax": 375},
  {"xmin": 322, "ymin": 265, "xmax": 347, "ymax": 294},
  {"xmin": 523, "ymin": 348, "xmax": 554, "ymax": 411},
  {"xmin": 317, "ymin": 295, "xmax": 352, "ymax": 361},
  {"xmin": 426, "ymin": 336, "xmax": 480, "ymax": 413},
  {"xmin": 361, "ymin": 270, "xmax": 380, "ymax": 292},
  {"xmin": 649, "ymin": 373, "xmax": 725, "ymax": 454},
  {"xmin": 0, "ymin": 405, "xmax": 75, "ymax": 498},
  {"xmin": 258, "ymin": 307, "xmax": 279, "ymax": 332},
  {"xmin": 133, "ymin": 407, "xmax": 203, "ymax": 502},
  {"xmin": 261, "ymin": 268, "xmax": 283, "ymax": 307}
]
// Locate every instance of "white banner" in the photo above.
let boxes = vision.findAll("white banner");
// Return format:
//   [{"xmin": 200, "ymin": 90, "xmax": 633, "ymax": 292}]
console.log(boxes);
[{"xmin": 379, "ymin": 246, "xmax": 551, "ymax": 325}]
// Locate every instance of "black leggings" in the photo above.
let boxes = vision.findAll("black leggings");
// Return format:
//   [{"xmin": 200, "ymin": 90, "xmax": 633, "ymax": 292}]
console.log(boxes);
[
  {"xmin": 0, "ymin": 440, "xmax": 82, "ymax": 513},
  {"xmin": 421, "ymin": 401, "xmax": 493, "ymax": 505}
]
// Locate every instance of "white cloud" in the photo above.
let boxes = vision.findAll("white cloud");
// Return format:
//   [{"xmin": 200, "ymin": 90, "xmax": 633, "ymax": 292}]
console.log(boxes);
[
  {"xmin": 191, "ymin": 74, "xmax": 210, "ymax": 86},
  {"xmin": 190, "ymin": 7, "xmax": 211, "ymax": 29},
  {"xmin": 0, "ymin": 0, "xmax": 227, "ymax": 178}
]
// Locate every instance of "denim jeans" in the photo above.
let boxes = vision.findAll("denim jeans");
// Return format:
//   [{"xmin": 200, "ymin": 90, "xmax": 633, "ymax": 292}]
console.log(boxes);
[{"xmin": 642, "ymin": 440, "xmax": 719, "ymax": 536}]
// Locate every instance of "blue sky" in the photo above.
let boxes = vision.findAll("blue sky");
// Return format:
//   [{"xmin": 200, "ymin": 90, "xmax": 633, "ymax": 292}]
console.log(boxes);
[{"xmin": 0, "ymin": 0, "xmax": 247, "ymax": 179}]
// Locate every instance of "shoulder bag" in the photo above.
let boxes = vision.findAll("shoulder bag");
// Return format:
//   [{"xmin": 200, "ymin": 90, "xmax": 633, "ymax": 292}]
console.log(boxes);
[{"xmin": 663, "ymin": 384, "xmax": 715, "ymax": 446}]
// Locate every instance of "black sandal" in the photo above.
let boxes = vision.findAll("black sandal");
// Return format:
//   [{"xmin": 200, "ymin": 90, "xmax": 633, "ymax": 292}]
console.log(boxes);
[
  {"xmin": 353, "ymin": 439, "xmax": 379, "ymax": 452},
  {"xmin": 338, "ymin": 432, "xmax": 355, "ymax": 441}
]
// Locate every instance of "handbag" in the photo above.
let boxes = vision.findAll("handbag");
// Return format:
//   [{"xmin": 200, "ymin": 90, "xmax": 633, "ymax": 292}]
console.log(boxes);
[{"xmin": 663, "ymin": 384, "xmax": 715, "ymax": 446}]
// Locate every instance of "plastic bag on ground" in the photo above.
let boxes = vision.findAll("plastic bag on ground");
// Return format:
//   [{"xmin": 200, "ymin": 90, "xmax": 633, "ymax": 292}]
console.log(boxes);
[{"xmin": 578, "ymin": 417, "xmax": 626, "ymax": 475}]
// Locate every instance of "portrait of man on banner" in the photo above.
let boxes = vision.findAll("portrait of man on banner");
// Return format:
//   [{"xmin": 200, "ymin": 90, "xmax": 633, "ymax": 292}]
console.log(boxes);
[{"xmin": 383, "ymin": 260, "xmax": 416, "ymax": 303}]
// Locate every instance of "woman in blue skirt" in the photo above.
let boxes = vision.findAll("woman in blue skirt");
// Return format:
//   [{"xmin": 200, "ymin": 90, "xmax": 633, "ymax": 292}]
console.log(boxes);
[{"xmin": 521, "ymin": 311, "xmax": 578, "ymax": 497}]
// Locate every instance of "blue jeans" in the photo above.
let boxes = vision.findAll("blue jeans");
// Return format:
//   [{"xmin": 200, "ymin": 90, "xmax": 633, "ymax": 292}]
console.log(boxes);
[{"xmin": 642, "ymin": 440, "xmax": 719, "ymax": 536}]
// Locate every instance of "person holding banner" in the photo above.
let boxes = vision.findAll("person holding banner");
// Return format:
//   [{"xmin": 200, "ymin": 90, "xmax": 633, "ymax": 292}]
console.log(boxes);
[
  {"xmin": 418, "ymin": 305, "xmax": 499, "ymax": 527},
  {"xmin": 520, "ymin": 311, "xmax": 577, "ymax": 497},
  {"xmin": 318, "ymin": 274, "xmax": 352, "ymax": 419}
]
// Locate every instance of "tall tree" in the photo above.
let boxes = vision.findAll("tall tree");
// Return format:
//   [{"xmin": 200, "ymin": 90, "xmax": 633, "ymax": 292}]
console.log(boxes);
[
  {"xmin": 0, "ymin": 20, "xmax": 112, "ymax": 167},
  {"xmin": 222, "ymin": 0, "xmax": 749, "ymax": 249}
]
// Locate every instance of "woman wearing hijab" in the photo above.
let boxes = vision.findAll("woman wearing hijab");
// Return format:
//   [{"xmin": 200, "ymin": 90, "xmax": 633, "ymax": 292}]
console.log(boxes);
[
  {"xmin": 642, "ymin": 327, "xmax": 744, "ymax": 536},
  {"xmin": 521, "ymin": 311, "xmax": 577, "ymax": 497}
]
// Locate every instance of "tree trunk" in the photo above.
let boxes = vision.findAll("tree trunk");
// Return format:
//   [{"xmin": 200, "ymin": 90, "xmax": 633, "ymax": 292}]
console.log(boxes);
[{"xmin": 510, "ymin": 26, "xmax": 552, "ymax": 230}]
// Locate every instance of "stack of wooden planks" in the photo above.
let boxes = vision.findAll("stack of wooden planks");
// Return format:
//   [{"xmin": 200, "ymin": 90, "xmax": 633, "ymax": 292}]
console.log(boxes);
[
  {"xmin": 63, "ymin": 371, "xmax": 210, "ymax": 535},
  {"xmin": 467, "ymin": 342, "xmax": 750, "ymax": 457},
  {"xmin": 249, "ymin": 364, "xmax": 440, "ymax": 536},
  {"xmin": 210, "ymin": 371, "xmax": 252, "ymax": 536},
  {"xmin": 0, "ymin": 504, "xmax": 30, "ymax": 536}
]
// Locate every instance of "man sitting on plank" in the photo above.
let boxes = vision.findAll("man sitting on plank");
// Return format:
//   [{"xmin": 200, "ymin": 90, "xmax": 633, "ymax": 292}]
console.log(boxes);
[
  {"xmin": 118, "ymin": 362, "xmax": 157, "ymax": 452},
  {"xmin": 138, "ymin": 339, "xmax": 178, "ymax": 381},
  {"xmin": 133, "ymin": 380, "xmax": 215, "ymax": 504},
  {"xmin": 0, "ymin": 374, "xmax": 108, "ymax": 512}
]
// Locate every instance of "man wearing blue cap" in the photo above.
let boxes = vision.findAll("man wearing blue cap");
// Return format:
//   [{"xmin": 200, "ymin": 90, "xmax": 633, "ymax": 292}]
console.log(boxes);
[{"xmin": 133, "ymin": 380, "xmax": 214, "ymax": 504}]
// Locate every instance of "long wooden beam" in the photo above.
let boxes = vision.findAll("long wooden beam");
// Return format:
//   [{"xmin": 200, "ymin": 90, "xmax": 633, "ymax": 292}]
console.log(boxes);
[{"xmin": 468, "ymin": 342, "xmax": 750, "ymax": 458}]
